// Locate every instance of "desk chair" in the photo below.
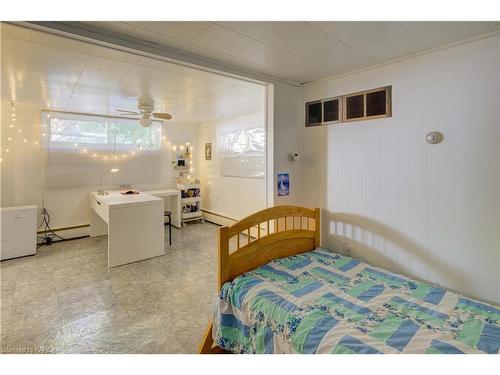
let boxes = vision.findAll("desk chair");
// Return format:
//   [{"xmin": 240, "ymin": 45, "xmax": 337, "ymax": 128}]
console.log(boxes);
[{"xmin": 164, "ymin": 210, "xmax": 172, "ymax": 246}]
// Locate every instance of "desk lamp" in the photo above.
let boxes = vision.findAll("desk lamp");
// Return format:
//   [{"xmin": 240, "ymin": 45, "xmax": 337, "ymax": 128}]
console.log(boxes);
[{"xmin": 98, "ymin": 167, "xmax": 119, "ymax": 195}]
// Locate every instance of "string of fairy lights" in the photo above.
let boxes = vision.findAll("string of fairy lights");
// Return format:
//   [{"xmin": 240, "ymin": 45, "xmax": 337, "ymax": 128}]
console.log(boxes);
[
  {"xmin": 2, "ymin": 103, "xmax": 196, "ymax": 178},
  {"xmin": 2, "ymin": 102, "xmax": 37, "ymax": 163}
]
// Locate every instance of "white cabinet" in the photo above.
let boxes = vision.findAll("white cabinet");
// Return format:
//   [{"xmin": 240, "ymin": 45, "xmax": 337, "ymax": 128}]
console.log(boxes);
[
  {"xmin": 177, "ymin": 183, "xmax": 203, "ymax": 225},
  {"xmin": 1, "ymin": 205, "xmax": 37, "ymax": 260}
]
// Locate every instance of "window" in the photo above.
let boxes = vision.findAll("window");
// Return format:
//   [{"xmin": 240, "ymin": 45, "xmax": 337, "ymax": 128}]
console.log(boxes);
[
  {"xmin": 220, "ymin": 127, "xmax": 265, "ymax": 179},
  {"xmin": 43, "ymin": 111, "xmax": 161, "ymax": 151},
  {"xmin": 343, "ymin": 86, "xmax": 392, "ymax": 122},
  {"xmin": 345, "ymin": 94, "xmax": 364, "ymax": 120},
  {"xmin": 323, "ymin": 98, "xmax": 340, "ymax": 123},
  {"xmin": 366, "ymin": 89, "xmax": 387, "ymax": 117},
  {"xmin": 305, "ymin": 97, "xmax": 341, "ymax": 126},
  {"xmin": 305, "ymin": 86, "xmax": 392, "ymax": 127},
  {"xmin": 305, "ymin": 101, "xmax": 322, "ymax": 127}
]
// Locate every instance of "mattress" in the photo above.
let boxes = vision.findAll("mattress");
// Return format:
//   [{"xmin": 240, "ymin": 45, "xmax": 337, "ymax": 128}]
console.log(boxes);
[{"xmin": 212, "ymin": 248, "xmax": 500, "ymax": 354}]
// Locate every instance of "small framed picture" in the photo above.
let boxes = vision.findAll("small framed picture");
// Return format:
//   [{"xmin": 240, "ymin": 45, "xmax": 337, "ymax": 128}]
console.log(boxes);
[
  {"xmin": 277, "ymin": 173, "xmax": 290, "ymax": 196},
  {"xmin": 205, "ymin": 143, "xmax": 212, "ymax": 160}
]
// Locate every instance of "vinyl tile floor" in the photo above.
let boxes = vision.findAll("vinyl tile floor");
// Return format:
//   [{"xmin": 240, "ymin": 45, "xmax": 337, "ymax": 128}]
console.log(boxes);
[{"xmin": 0, "ymin": 222, "xmax": 219, "ymax": 354}]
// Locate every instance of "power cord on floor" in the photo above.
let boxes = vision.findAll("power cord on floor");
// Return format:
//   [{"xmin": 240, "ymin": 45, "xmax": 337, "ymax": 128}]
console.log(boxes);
[{"xmin": 37, "ymin": 208, "xmax": 66, "ymax": 248}]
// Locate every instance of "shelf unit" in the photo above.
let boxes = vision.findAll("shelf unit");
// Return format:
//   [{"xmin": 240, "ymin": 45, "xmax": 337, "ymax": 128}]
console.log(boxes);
[{"xmin": 177, "ymin": 183, "xmax": 203, "ymax": 226}]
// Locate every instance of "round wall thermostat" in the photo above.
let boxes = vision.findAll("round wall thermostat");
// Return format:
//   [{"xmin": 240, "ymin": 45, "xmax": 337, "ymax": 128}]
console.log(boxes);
[{"xmin": 426, "ymin": 131, "xmax": 444, "ymax": 144}]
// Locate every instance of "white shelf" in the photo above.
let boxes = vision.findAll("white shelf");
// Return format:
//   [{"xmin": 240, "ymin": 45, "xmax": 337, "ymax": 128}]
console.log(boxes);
[
  {"xmin": 182, "ymin": 211, "xmax": 202, "ymax": 219},
  {"xmin": 177, "ymin": 183, "xmax": 201, "ymax": 190},
  {"xmin": 182, "ymin": 196, "xmax": 201, "ymax": 203},
  {"xmin": 178, "ymin": 183, "xmax": 203, "ymax": 224}
]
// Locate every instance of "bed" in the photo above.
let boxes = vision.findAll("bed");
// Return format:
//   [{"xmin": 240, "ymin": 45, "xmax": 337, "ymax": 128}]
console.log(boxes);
[{"xmin": 199, "ymin": 206, "xmax": 500, "ymax": 354}]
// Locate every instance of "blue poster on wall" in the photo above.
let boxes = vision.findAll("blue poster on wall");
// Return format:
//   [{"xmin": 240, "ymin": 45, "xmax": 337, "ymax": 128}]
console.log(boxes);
[{"xmin": 277, "ymin": 173, "xmax": 290, "ymax": 196}]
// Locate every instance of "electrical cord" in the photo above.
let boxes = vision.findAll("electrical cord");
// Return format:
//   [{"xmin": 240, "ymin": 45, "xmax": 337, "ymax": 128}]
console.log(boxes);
[{"xmin": 37, "ymin": 208, "xmax": 66, "ymax": 248}]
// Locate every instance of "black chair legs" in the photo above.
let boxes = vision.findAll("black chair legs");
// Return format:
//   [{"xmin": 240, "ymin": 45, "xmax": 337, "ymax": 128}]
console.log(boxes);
[{"xmin": 164, "ymin": 210, "xmax": 172, "ymax": 246}]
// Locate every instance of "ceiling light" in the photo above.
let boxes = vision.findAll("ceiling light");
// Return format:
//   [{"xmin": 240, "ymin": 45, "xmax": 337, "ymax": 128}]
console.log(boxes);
[
  {"xmin": 5, "ymin": 149, "xmax": 10, "ymax": 153},
  {"xmin": 139, "ymin": 114, "xmax": 152, "ymax": 128},
  {"xmin": 23, "ymin": 139, "xmax": 27, "ymax": 143},
  {"xmin": 9, "ymin": 124, "xmax": 14, "ymax": 128},
  {"xmin": 7, "ymin": 137, "xmax": 12, "ymax": 141}
]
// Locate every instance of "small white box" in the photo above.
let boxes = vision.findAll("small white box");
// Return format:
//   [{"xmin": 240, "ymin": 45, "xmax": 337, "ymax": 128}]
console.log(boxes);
[{"xmin": 1, "ymin": 205, "xmax": 37, "ymax": 260}]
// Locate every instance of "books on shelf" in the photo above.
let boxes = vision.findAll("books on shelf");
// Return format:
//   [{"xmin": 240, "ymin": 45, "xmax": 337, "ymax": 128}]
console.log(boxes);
[
  {"xmin": 181, "ymin": 188, "xmax": 200, "ymax": 198},
  {"xmin": 177, "ymin": 183, "xmax": 203, "ymax": 224}
]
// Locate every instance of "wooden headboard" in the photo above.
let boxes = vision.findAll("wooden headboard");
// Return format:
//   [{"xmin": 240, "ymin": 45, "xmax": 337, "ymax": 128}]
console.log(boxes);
[{"xmin": 217, "ymin": 205, "xmax": 320, "ymax": 289}]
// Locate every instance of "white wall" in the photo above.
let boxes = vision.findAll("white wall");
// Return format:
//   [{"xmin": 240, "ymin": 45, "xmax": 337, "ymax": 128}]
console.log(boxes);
[
  {"xmin": 198, "ymin": 111, "xmax": 267, "ymax": 221},
  {"xmin": 300, "ymin": 35, "xmax": 500, "ymax": 304},
  {"xmin": 272, "ymin": 82, "xmax": 302, "ymax": 206},
  {"xmin": 1, "ymin": 101, "xmax": 199, "ymax": 236}
]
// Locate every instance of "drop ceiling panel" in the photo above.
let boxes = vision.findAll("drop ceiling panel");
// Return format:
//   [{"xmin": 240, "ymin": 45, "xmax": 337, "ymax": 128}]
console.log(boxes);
[
  {"xmin": 398, "ymin": 22, "xmax": 500, "ymax": 49},
  {"xmin": 189, "ymin": 24, "xmax": 256, "ymax": 55},
  {"xmin": 308, "ymin": 21, "xmax": 426, "ymax": 62},
  {"xmin": 129, "ymin": 21, "xmax": 211, "ymax": 42},
  {"xmin": 216, "ymin": 22, "xmax": 285, "ymax": 41},
  {"xmin": 1, "ymin": 37, "xmax": 35, "ymax": 60},
  {"xmin": 33, "ymin": 44, "xmax": 88, "ymax": 69},
  {"xmin": 85, "ymin": 55, "xmax": 133, "ymax": 75}
]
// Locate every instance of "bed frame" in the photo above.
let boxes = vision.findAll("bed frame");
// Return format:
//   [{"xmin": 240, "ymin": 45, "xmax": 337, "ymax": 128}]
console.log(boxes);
[{"xmin": 198, "ymin": 205, "xmax": 320, "ymax": 354}]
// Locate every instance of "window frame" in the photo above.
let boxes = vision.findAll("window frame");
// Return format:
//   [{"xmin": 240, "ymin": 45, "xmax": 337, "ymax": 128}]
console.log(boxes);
[
  {"xmin": 342, "ymin": 86, "xmax": 392, "ymax": 123},
  {"xmin": 305, "ymin": 100, "xmax": 323, "ymax": 127},
  {"xmin": 305, "ymin": 96, "xmax": 342, "ymax": 127},
  {"xmin": 322, "ymin": 97, "xmax": 342, "ymax": 125}
]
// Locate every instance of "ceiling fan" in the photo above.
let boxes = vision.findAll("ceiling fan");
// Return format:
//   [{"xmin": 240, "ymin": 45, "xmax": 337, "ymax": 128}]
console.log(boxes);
[{"xmin": 116, "ymin": 101, "xmax": 172, "ymax": 128}]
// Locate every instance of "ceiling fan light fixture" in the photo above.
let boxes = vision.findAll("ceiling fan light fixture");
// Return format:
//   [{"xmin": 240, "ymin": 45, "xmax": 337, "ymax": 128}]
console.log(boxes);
[{"xmin": 139, "ymin": 115, "xmax": 153, "ymax": 128}]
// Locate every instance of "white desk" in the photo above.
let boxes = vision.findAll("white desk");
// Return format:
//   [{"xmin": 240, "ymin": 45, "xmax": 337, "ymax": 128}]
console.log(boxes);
[
  {"xmin": 89, "ymin": 191, "xmax": 165, "ymax": 268},
  {"xmin": 141, "ymin": 189, "xmax": 182, "ymax": 228}
]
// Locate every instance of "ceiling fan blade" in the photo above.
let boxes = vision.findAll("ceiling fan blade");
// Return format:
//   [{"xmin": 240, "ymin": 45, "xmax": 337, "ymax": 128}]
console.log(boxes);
[
  {"xmin": 117, "ymin": 109, "xmax": 140, "ymax": 115},
  {"xmin": 152, "ymin": 112, "xmax": 172, "ymax": 120}
]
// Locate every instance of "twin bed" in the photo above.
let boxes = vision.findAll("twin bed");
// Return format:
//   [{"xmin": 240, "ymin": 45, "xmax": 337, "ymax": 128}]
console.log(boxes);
[{"xmin": 199, "ymin": 206, "xmax": 500, "ymax": 354}]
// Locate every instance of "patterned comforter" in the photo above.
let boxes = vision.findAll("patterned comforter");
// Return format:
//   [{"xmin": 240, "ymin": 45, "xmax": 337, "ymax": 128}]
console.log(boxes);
[{"xmin": 212, "ymin": 248, "xmax": 500, "ymax": 354}]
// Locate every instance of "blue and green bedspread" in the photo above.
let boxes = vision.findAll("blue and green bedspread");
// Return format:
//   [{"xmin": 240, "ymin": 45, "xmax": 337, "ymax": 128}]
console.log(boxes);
[{"xmin": 212, "ymin": 248, "xmax": 500, "ymax": 354}]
